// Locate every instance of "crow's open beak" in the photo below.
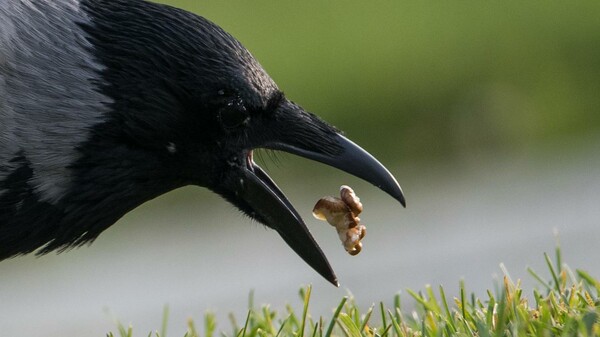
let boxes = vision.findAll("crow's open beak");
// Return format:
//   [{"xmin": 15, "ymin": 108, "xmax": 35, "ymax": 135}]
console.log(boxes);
[{"xmin": 222, "ymin": 100, "xmax": 405, "ymax": 286}]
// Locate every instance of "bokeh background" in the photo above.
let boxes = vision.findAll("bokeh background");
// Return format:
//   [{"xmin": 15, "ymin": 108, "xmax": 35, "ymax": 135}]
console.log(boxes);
[{"xmin": 2, "ymin": 1, "xmax": 600, "ymax": 335}]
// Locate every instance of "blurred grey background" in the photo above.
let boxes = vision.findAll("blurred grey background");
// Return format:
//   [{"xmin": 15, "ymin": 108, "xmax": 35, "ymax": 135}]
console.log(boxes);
[{"xmin": 2, "ymin": 1, "xmax": 600, "ymax": 335}]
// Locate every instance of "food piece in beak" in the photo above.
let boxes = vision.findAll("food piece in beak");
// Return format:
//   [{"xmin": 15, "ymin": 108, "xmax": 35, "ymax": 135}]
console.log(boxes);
[{"xmin": 313, "ymin": 186, "xmax": 366, "ymax": 256}]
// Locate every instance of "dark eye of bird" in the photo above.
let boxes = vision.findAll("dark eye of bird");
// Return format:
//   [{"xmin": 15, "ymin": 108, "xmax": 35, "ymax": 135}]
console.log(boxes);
[{"xmin": 218, "ymin": 98, "xmax": 249, "ymax": 130}]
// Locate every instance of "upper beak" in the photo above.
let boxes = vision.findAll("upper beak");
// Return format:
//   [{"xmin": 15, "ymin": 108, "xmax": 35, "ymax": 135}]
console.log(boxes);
[
  {"xmin": 222, "ymin": 100, "xmax": 405, "ymax": 286},
  {"xmin": 267, "ymin": 133, "xmax": 406, "ymax": 207}
]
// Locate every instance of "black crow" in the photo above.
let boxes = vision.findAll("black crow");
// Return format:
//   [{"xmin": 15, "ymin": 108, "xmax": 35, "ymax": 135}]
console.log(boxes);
[{"xmin": 0, "ymin": 0, "xmax": 404, "ymax": 285}]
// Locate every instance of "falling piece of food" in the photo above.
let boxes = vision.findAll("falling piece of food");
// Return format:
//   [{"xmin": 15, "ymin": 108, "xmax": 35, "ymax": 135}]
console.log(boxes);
[{"xmin": 313, "ymin": 185, "xmax": 366, "ymax": 255}]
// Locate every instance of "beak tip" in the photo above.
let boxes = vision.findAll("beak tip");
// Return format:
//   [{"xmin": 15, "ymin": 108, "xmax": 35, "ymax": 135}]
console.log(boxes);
[
  {"xmin": 398, "ymin": 193, "xmax": 407, "ymax": 208},
  {"xmin": 317, "ymin": 263, "xmax": 339, "ymax": 287},
  {"xmin": 388, "ymin": 184, "xmax": 406, "ymax": 208}
]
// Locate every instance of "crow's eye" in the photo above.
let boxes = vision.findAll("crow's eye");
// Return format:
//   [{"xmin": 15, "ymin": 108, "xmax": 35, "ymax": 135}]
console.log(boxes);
[{"xmin": 218, "ymin": 99, "xmax": 249, "ymax": 130}]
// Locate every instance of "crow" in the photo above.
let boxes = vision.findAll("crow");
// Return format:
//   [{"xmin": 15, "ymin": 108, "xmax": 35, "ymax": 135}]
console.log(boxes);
[{"xmin": 0, "ymin": 0, "xmax": 404, "ymax": 285}]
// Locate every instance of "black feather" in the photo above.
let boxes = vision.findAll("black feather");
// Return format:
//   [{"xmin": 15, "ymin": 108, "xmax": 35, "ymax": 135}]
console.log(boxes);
[
  {"xmin": 0, "ymin": 0, "xmax": 280, "ymax": 256},
  {"xmin": 0, "ymin": 0, "xmax": 346, "ymax": 265}
]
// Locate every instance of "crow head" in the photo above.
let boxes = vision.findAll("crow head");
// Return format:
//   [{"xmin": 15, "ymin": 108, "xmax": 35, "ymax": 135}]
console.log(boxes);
[{"xmin": 0, "ymin": 0, "xmax": 404, "ymax": 285}]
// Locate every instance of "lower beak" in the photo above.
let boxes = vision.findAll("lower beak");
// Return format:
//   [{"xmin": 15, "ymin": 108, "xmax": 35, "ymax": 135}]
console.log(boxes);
[{"xmin": 234, "ymin": 160, "xmax": 339, "ymax": 286}]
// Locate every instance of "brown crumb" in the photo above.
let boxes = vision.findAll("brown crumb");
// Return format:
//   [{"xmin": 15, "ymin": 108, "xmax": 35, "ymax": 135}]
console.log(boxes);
[{"xmin": 312, "ymin": 185, "xmax": 366, "ymax": 255}]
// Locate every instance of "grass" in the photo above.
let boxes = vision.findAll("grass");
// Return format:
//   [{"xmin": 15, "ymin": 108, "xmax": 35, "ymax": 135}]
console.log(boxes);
[{"xmin": 108, "ymin": 246, "xmax": 600, "ymax": 337}]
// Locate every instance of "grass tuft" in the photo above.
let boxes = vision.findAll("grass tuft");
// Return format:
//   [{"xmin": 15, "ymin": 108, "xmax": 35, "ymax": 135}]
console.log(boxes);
[{"xmin": 109, "ymin": 246, "xmax": 600, "ymax": 337}]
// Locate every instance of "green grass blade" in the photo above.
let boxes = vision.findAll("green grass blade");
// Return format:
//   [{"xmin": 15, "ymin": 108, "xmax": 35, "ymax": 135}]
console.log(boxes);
[
  {"xmin": 311, "ymin": 321, "xmax": 319, "ymax": 337},
  {"xmin": 116, "ymin": 321, "xmax": 129, "ymax": 337},
  {"xmin": 325, "ymin": 297, "xmax": 347, "ymax": 337},
  {"xmin": 338, "ymin": 313, "xmax": 362, "ymax": 337},
  {"xmin": 439, "ymin": 285, "xmax": 457, "ymax": 332},
  {"xmin": 318, "ymin": 317, "xmax": 324, "ymax": 337},
  {"xmin": 544, "ymin": 252, "xmax": 562, "ymax": 294},
  {"xmin": 299, "ymin": 286, "xmax": 312, "ymax": 337},
  {"xmin": 387, "ymin": 310, "xmax": 402, "ymax": 337},
  {"xmin": 379, "ymin": 302, "xmax": 387, "ymax": 332},
  {"xmin": 577, "ymin": 269, "xmax": 600, "ymax": 294},
  {"xmin": 298, "ymin": 286, "xmax": 312, "ymax": 337},
  {"xmin": 275, "ymin": 317, "xmax": 289, "ymax": 337},
  {"xmin": 493, "ymin": 294, "xmax": 507, "ymax": 337},
  {"xmin": 187, "ymin": 318, "xmax": 200, "ymax": 337},
  {"xmin": 206, "ymin": 312, "xmax": 217, "ymax": 337},
  {"xmin": 555, "ymin": 243, "xmax": 562, "ymax": 275},
  {"xmin": 393, "ymin": 294, "xmax": 401, "ymax": 323},
  {"xmin": 160, "ymin": 305, "xmax": 169, "ymax": 337},
  {"xmin": 379, "ymin": 324, "xmax": 392, "ymax": 337},
  {"xmin": 237, "ymin": 310, "xmax": 251, "ymax": 337},
  {"xmin": 359, "ymin": 305, "xmax": 374, "ymax": 333},
  {"xmin": 528, "ymin": 267, "xmax": 552, "ymax": 290},
  {"xmin": 286, "ymin": 304, "xmax": 300, "ymax": 330},
  {"xmin": 407, "ymin": 289, "xmax": 435, "ymax": 314}
]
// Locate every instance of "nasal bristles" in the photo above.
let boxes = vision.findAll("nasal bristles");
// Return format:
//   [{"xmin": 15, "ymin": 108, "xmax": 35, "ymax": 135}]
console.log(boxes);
[{"xmin": 254, "ymin": 148, "xmax": 284, "ymax": 171}]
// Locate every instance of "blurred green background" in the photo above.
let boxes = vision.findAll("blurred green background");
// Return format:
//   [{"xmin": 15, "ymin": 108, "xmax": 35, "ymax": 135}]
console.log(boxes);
[
  {"xmin": 3, "ymin": 2, "xmax": 600, "ymax": 336},
  {"xmin": 161, "ymin": 0, "xmax": 600, "ymax": 161}
]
